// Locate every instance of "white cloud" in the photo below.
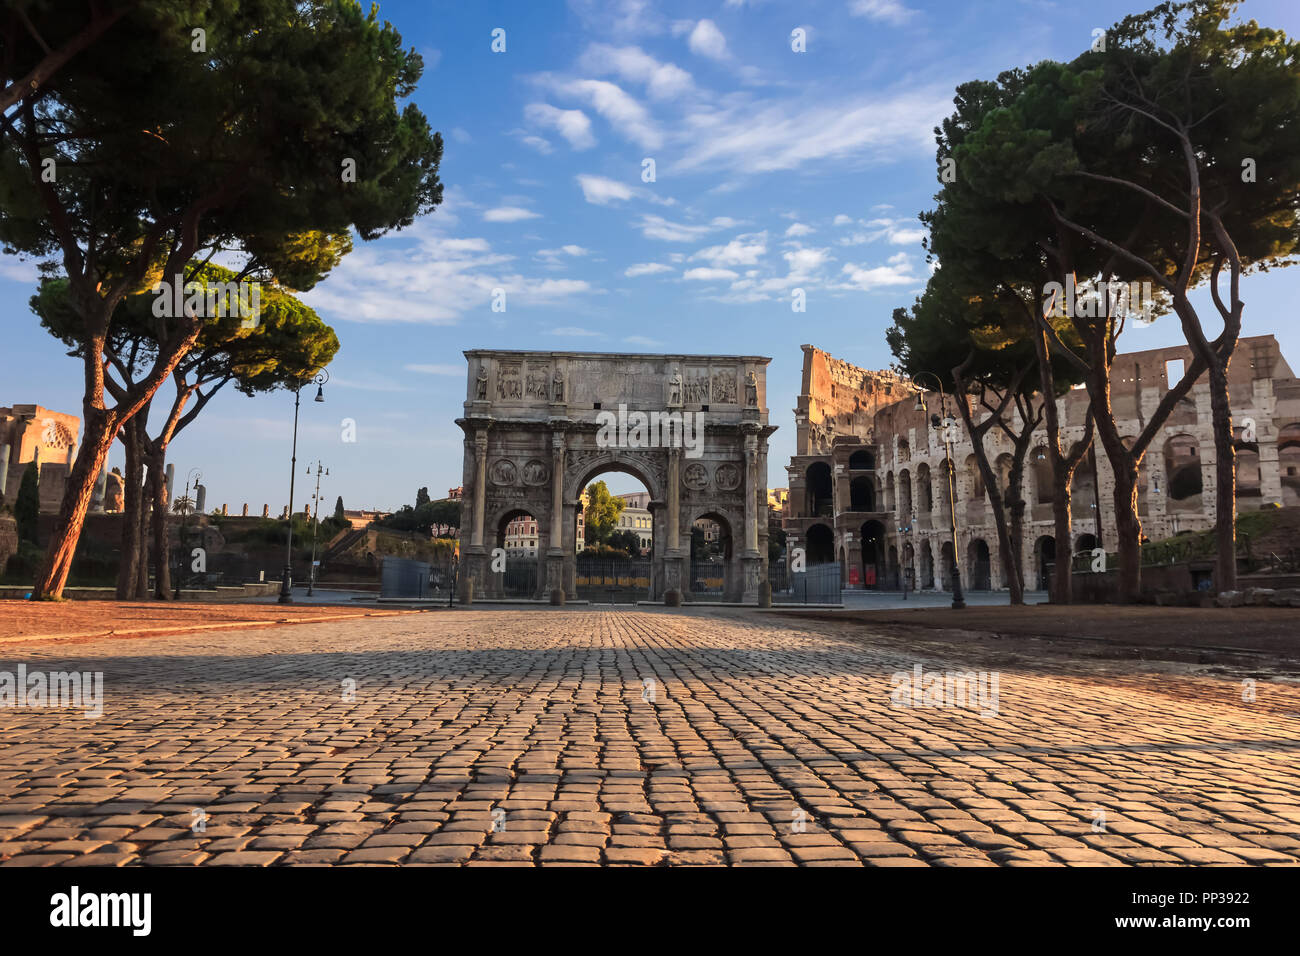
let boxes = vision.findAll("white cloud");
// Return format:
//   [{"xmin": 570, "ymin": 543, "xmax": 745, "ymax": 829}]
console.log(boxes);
[
  {"xmin": 848, "ymin": 0, "xmax": 918, "ymax": 25},
  {"xmin": 833, "ymin": 214, "xmax": 854, "ymax": 226},
  {"xmin": 483, "ymin": 206, "xmax": 541, "ymax": 223},
  {"xmin": 838, "ymin": 216, "xmax": 928, "ymax": 246},
  {"xmin": 300, "ymin": 193, "xmax": 596, "ymax": 325},
  {"xmin": 550, "ymin": 326, "xmax": 603, "ymax": 337},
  {"xmin": 625, "ymin": 262, "xmax": 673, "ymax": 277},
  {"xmin": 785, "ymin": 222, "xmax": 814, "ymax": 237},
  {"xmin": 636, "ymin": 214, "xmax": 718, "ymax": 242},
  {"xmin": 578, "ymin": 44, "xmax": 693, "ymax": 100},
  {"xmin": 673, "ymin": 88, "xmax": 948, "ymax": 175},
  {"xmin": 541, "ymin": 76, "xmax": 662, "ymax": 149},
  {"xmin": 686, "ymin": 19, "xmax": 729, "ymax": 60},
  {"xmin": 568, "ymin": 0, "xmax": 662, "ymax": 38},
  {"xmin": 517, "ymin": 134, "xmax": 553, "ymax": 154},
  {"xmin": 576, "ymin": 174, "xmax": 635, "ymax": 205},
  {"xmin": 523, "ymin": 103, "xmax": 596, "ymax": 150},
  {"xmin": 684, "ymin": 267, "xmax": 739, "ymax": 281},
  {"xmin": 838, "ymin": 255, "xmax": 919, "ymax": 291},
  {"xmin": 693, "ymin": 232, "xmax": 767, "ymax": 267}
]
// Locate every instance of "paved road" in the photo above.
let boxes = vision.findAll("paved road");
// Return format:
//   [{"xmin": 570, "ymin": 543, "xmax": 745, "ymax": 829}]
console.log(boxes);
[
  {"xmin": 0, "ymin": 608, "xmax": 1297, "ymax": 866},
  {"xmin": 838, "ymin": 589, "xmax": 1050, "ymax": 609}
]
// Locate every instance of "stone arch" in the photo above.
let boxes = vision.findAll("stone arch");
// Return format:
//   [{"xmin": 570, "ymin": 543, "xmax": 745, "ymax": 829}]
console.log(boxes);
[
  {"xmin": 967, "ymin": 538, "xmax": 992, "ymax": 590},
  {"xmin": 849, "ymin": 449, "xmax": 875, "ymax": 470},
  {"xmin": 806, "ymin": 461, "xmax": 833, "ymax": 517},
  {"xmin": 806, "ymin": 522, "xmax": 835, "ymax": 565},
  {"xmin": 850, "ymin": 475, "xmax": 874, "ymax": 511},
  {"xmin": 916, "ymin": 462, "xmax": 933, "ymax": 513},
  {"xmin": 1280, "ymin": 423, "xmax": 1300, "ymax": 506},
  {"xmin": 688, "ymin": 508, "xmax": 739, "ymax": 602},
  {"xmin": 1163, "ymin": 433, "xmax": 1202, "ymax": 508},
  {"xmin": 919, "ymin": 540, "xmax": 934, "ymax": 589},
  {"xmin": 1031, "ymin": 445, "xmax": 1053, "ymax": 504},
  {"xmin": 1034, "ymin": 534, "xmax": 1055, "ymax": 591},
  {"xmin": 567, "ymin": 454, "xmax": 664, "ymax": 505},
  {"xmin": 897, "ymin": 468, "xmax": 912, "ymax": 520},
  {"xmin": 965, "ymin": 454, "xmax": 984, "ymax": 499},
  {"xmin": 861, "ymin": 519, "xmax": 887, "ymax": 588}
]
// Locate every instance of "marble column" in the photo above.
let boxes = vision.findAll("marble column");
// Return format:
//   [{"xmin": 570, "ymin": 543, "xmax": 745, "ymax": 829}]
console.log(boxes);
[
  {"xmin": 546, "ymin": 430, "xmax": 567, "ymax": 601},
  {"xmin": 471, "ymin": 429, "xmax": 488, "ymax": 548}
]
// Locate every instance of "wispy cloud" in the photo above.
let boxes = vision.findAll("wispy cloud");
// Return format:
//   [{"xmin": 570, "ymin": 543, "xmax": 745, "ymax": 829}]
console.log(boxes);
[{"xmin": 483, "ymin": 206, "xmax": 541, "ymax": 223}]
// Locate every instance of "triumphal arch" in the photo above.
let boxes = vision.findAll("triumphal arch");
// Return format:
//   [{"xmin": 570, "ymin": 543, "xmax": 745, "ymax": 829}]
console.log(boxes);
[{"xmin": 456, "ymin": 350, "xmax": 775, "ymax": 604}]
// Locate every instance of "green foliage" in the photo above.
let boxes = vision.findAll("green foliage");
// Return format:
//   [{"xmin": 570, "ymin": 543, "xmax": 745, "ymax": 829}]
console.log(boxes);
[
  {"xmin": 334, "ymin": 496, "xmax": 346, "ymax": 522},
  {"xmin": 378, "ymin": 497, "xmax": 460, "ymax": 535},
  {"xmin": 605, "ymin": 529, "xmax": 642, "ymax": 556},
  {"xmin": 415, "ymin": 487, "xmax": 430, "ymax": 508},
  {"xmin": 582, "ymin": 482, "xmax": 624, "ymax": 547},
  {"xmin": 13, "ymin": 463, "xmax": 39, "ymax": 544}
]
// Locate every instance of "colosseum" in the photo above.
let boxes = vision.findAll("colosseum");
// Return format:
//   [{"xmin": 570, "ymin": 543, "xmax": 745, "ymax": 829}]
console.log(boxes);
[{"xmin": 781, "ymin": 335, "xmax": 1300, "ymax": 593}]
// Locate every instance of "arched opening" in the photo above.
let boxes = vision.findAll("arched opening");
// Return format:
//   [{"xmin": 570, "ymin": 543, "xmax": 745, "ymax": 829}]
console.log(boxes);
[
  {"xmin": 1164, "ymin": 433, "xmax": 1202, "ymax": 510},
  {"xmin": 1281, "ymin": 424, "xmax": 1300, "ymax": 507},
  {"xmin": 1076, "ymin": 532, "xmax": 1098, "ymax": 553},
  {"xmin": 849, "ymin": 475, "xmax": 874, "ymax": 511},
  {"xmin": 916, "ymin": 463, "xmax": 933, "ymax": 514},
  {"xmin": 689, "ymin": 510, "xmax": 734, "ymax": 600},
  {"xmin": 897, "ymin": 468, "xmax": 912, "ymax": 521},
  {"xmin": 1034, "ymin": 534, "xmax": 1056, "ymax": 591},
  {"xmin": 897, "ymin": 437, "xmax": 911, "ymax": 463},
  {"xmin": 965, "ymin": 454, "xmax": 985, "ymax": 499},
  {"xmin": 994, "ymin": 453, "xmax": 1014, "ymax": 500},
  {"xmin": 884, "ymin": 471, "xmax": 895, "ymax": 513},
  {"xmin": 967, "ymin": 538, "xmax": 991, "ymax": 590},
  {"xmin": 496, "ymin": 508, "xmax": 542, "ymax": 598},
  {"xmin": 860, "ymin": 520, "xmax": 886, "ymax": 589},
  {"xmin": 887, "ymin": 544, "xmax": 900, "ymax": 590},
  {"xmin": 806, "ymin": 462, "xmax": 833, "ymax": 517},
  {"xmin": 574, "ymin": 471, "xmax": 655, "ymax": 603},
  {"xmin": 1234, "ymin": 427, "xmax": 1261, "ymax": 501},
  {"xmin": 902, "ymin": 542, "xmax": 915, "ymax": 592},
  {"xmin": 940, "ymin": 540, "xmax": 955, "ymax": 590},
  {"xmin": 849, "ymin": 449, "xmax": 875, "ymax": 470},
  {"xmin": 919, "ymin": 540, "xmax": 934, "ymax": 589},
  {"xmin": 1031, "ymin": 446, "xmax": 1054, "ymax": 504},
  {"xmin": 806, "ymin": 523, "xmax": 835, "ymax": 566}
]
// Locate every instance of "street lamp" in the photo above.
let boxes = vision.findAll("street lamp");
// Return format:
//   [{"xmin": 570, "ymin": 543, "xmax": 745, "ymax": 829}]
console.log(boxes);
[
  {"xmin": 176, "ymin": 468, "xmax": 201, "ymax": 598},
  {"xmin": 279, "ymin": 367, "xmax": 329, "ymax": 604},
  {"xmin": 306, "ymin": 460, "xmax": 329, "ymax": 596},
  {"xmin": 910, "ymin": 372, "xmax": 966, "ymax": 609}
]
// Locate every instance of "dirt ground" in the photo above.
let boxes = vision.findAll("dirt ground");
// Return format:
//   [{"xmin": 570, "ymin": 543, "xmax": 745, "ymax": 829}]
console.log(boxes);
[{"xmin": 0, "ymin": 599, "xmax": 419, "ymax": 644}]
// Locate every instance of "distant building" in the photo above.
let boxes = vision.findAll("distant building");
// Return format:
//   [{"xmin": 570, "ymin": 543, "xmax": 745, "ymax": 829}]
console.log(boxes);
[
  {"xmin": 616, "ymin": 492, "xmax": 653, "ymax": 554},
  {"xmin": 342, "ymin": 508, "xmax": 390, "ymax": 529},
  {"xmin": 1, "ymin": 404, "xmax": 84, "ymax": 512}
]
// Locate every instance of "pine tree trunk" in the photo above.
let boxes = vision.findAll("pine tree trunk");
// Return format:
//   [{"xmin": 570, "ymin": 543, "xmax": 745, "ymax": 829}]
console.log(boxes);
[
  {"xmin": 115, "ymin": 418, "xmax": 144, "ymax": 599},
  {"xmin": 1051, "ymin": 475, "xmax": 1074, "ymax": 603},
  {"xmin": 1111, "ymin": 465, "xmax": 1142, "ymax": 602},
  {"xmin": 1206, "ymin": 360, "xmax": 1237, "ymax": 591},
  {"xmin": 149, "ymin": 445, "xmax": 173, "ymax": 599},
  {"xmin": 32, "ymin": 406, "xmax": 118, "ymax": 599}
]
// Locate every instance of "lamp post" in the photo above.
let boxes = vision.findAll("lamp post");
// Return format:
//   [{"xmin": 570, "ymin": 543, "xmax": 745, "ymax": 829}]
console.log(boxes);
[
  {"xmin": 910, "ymin": 372, "xmax": 966, "ymax": 609},
  {"xmin": 279, "ymin": 368, "xmax": 329, "ymax": 604},
  {"xmin": 305, "ymin": 461, "xmax": 329, "ymax": 596},
  {"xmin": 176, "ymin": 468, "xmax": 201, "ymax": 598}
]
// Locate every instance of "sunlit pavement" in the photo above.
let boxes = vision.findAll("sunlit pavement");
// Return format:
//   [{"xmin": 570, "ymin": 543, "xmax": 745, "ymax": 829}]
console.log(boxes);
[{"xmin": 0, "ymin": 608, "xmax": 1296, "ymax": 866}]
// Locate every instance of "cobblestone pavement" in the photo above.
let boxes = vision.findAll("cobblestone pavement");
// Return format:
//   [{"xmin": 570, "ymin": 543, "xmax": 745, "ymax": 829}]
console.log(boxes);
[{"xmin": 0, "ymin": 608, "xmax": 1298, "ymax": 867}]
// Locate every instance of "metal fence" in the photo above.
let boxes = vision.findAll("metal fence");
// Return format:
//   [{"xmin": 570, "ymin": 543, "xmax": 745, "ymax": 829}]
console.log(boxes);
[
  {"xmin": 381, "ymin": 556, "xmax": 433, "ymax": 599},
  {"xmin": 576, "ymin": 558, "xmax": 650, "ymax": 603},
  {"xmin": 769, "ymin": 561, "xmax": 842, "ymax": 604}
]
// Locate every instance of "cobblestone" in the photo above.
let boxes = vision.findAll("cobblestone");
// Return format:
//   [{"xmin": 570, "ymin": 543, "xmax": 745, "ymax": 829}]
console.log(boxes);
[{"xmin": 0, "ymin": 608, "xmax": 1297, "ymax": 867}]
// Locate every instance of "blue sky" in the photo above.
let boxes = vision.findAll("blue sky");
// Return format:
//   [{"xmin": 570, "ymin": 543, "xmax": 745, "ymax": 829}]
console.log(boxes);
[{"xmin": 4, "ymin": 0, "xmax": 1300, "ymax": 511}]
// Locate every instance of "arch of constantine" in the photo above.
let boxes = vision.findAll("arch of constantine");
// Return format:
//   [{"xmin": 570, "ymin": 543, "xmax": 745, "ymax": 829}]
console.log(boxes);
[{"xmin": 456, "ymin": 350, "xmax": 775, "ymax": 604}]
